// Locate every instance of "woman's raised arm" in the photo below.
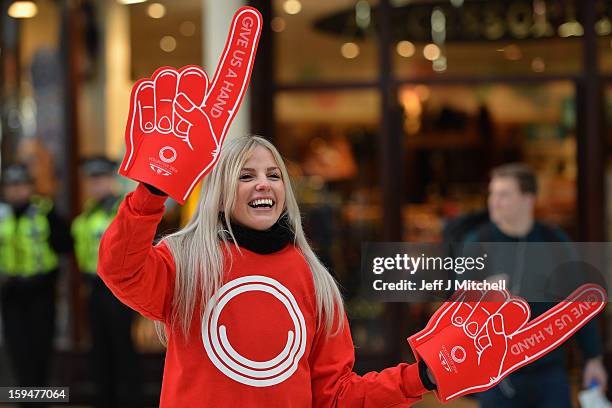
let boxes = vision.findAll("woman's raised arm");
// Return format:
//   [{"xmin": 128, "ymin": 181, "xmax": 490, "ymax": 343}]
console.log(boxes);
[{"xmin": 98, "ymin": 183, "xmax": 176, "ymax": 322}]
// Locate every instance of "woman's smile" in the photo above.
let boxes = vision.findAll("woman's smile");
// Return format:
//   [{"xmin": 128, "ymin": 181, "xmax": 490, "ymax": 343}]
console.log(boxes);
[{"xmin": 231, "ymin": 146, "xmax": 286, "ymax": 231}]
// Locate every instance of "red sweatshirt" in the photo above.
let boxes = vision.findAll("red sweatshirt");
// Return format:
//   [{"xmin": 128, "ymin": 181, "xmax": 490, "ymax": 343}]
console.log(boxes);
[{"xmin": 98, "ymin": 184, "xmax": 428, "ymax": 407}]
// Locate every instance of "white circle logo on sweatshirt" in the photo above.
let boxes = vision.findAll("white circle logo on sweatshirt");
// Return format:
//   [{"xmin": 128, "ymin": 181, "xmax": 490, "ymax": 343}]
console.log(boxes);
[{"xmin": 201, "ymin": 275, "xmax": 307, "ymax": 387}]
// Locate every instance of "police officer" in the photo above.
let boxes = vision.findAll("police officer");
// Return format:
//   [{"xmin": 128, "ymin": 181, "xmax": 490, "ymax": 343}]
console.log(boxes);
[
  {"xmin": 72, "ymin": 157, "xmax": 143, "ymax": 407},
  {"xmin": 0, "ymin": 164, "xmax": 71, "ymax": 391}
]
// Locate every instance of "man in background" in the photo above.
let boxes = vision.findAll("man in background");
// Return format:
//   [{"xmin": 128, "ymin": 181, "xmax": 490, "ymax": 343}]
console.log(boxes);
[{"xmin": 465, "ymin": 163, "xmax": 607, "ymax": 408}]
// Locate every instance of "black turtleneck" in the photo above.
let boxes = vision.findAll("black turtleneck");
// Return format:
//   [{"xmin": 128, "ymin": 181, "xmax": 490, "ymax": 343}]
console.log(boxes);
[
  {"xmin": 221, "ymin": 214, "xmax": 295, "ymax": 255},
  {"xmin": 143, "ymin": 183, "xmax": 294, "ymax": 254}
]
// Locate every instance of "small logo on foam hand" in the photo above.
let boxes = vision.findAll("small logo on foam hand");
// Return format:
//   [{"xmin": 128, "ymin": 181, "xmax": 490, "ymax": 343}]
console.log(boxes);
[
  {"xmin": 439, "ymin": 345, "xmax": 459, "ymax": 374},
  {"xmin": 149, "ymin": 164, "xmax": 171, "ymax": 176},
  {"xmin": 159, "ymin": 146, "xmax": 177, "ymax": 163},
  {"xmin": 439, "ymin": 351, "xmax": 452, "ymax": 372},
  {"xmin": 451, "ymin": 346, "xmax": 466, "ymax": 363}
]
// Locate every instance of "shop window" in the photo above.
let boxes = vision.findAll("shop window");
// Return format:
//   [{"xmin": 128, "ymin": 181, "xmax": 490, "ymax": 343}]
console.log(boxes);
[
  {"xmin": 400, "ymin": 81, "xmax": 577, "ymax": 240},
  {"xmin": 274, "ymin": 89, "xmax": 396, "ymax": 365},
  {"xmin": 275, "ymin": 90, "xmax": 381, "ymax": 285}
]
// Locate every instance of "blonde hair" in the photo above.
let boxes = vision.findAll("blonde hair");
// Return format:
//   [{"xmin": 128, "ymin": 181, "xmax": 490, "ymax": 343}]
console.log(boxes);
[{"xmin": 157, "ymin": 135, "xmax": 345, "ymax": 343}]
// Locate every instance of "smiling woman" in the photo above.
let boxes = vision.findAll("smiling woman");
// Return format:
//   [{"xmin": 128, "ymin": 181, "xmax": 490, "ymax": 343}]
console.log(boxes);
[
  {"xmin": 97, "ymin": 134, "xmax": 439, "ymax": 407},
  {"xmin": 233, "ymin": 145, "xmax": 286, "ymax": 231}
]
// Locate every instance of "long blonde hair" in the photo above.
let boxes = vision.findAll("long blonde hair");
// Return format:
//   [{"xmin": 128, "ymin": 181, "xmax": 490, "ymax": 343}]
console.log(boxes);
[{"xmin": 158, "ymin": 135, "xmax": 345, "ymax": 342}]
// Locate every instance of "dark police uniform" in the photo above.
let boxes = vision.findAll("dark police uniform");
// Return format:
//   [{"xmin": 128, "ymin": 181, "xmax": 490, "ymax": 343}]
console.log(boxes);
[
  {"xmin": 72, "ymin": 157, "xmax": 142, "ymax": 407},
  {"xmin": 0, "ymin": 164, "xmax": 71, "ymax": 392}
]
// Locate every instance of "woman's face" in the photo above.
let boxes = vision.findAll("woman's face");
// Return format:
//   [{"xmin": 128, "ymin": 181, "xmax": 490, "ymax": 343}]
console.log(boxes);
[{"xmin": 230, "ymin": 145, "xmax": 286, "ymax": 231}]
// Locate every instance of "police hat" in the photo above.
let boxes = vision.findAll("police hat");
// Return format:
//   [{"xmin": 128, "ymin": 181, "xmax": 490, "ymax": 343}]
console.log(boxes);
[
  {"xmin": 81, "ymin": 156, "xmax": 117, "ymax": 177},
  {"xmin": 2, "ymin": 164, "xmax": 33, "ymax": 185}
]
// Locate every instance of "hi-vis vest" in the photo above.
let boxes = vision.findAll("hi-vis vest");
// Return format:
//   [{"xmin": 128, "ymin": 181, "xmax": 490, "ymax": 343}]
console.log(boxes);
[
  {"xmin": 72, "ymin": 198, "xmax": 120, "ymax": 274},
  {"xmin": 0, "ymin": 197, "xmax": 59, "ymax": 277}
]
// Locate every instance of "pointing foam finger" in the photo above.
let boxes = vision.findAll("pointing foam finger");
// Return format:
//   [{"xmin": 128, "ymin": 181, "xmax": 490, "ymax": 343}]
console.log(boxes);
[
  {"xmin": 204, "ymin": 6, "xmax": 262, "ymax": 143},
  {"xmin": 503, "ymin": 284, "xmax": 606, "ymax": 372}
]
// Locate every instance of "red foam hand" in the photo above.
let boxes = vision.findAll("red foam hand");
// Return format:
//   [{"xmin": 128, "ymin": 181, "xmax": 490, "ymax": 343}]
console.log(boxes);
[
  {"xmin": 119, "ymin": 7, "xmax": 262, "ymax": 204},
  {"xmin": 408, "ymin": 284, "xmax": 607, "ymax": 402}
]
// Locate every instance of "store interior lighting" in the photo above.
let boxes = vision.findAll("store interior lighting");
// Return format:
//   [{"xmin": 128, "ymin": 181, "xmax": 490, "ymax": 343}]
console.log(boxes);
[
  {"xmin": 340, "ymin": 42, "xmax": 359, "ymax": 59},
  {"xmin": 8, "ymin": 1, "xmax": 38, "ymax": 19},
  {"xmin": 432, "ymin": 56, "xmax": 447, "ymax": 72},
  {"xmin": 396, "ymin": 41, "xmax": 415, "ymax": 58},
  {"xmin": 355, "ymin": 0, "xmax": 371, "ymax": 29},
  {"xmin": 147, "ymin": 3, "xmax": 166, "ymax": 19},
  {"xmin": 271, "ymin": 17, "xmax": 287, "ymax": 33},
  {"xmin": 283, "ymin": 0, "xmax": 302, "ymax": 15},
  {"xmin": 117, "ymin": 0, "xmax": 147, "ymax": 4},
  {"xmin": 423, "ymin": 43, "xmax": 441, "ymax": 61},
  {"xmin": 160, "ymin": 35, "xmax": 177, "ymax": 52},
  {"xmin": 179, "ymin": 21, "xmax": 196, "ymax": 37}
]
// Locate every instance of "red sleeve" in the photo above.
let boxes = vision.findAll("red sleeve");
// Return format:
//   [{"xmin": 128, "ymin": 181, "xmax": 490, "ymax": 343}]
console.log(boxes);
[
  {"xmin": 98, "ymin": 183, "xmax": 176, "ymax": 322},
  {"xmin": 310, "ymin": 315, "xmax": 428, "ymax": 407}
]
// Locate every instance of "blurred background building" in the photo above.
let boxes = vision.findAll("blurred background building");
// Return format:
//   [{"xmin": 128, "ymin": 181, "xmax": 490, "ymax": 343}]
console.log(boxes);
[{"xmin": 1, "ymin": 0, "xmax": 612, "ymax": 406}]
